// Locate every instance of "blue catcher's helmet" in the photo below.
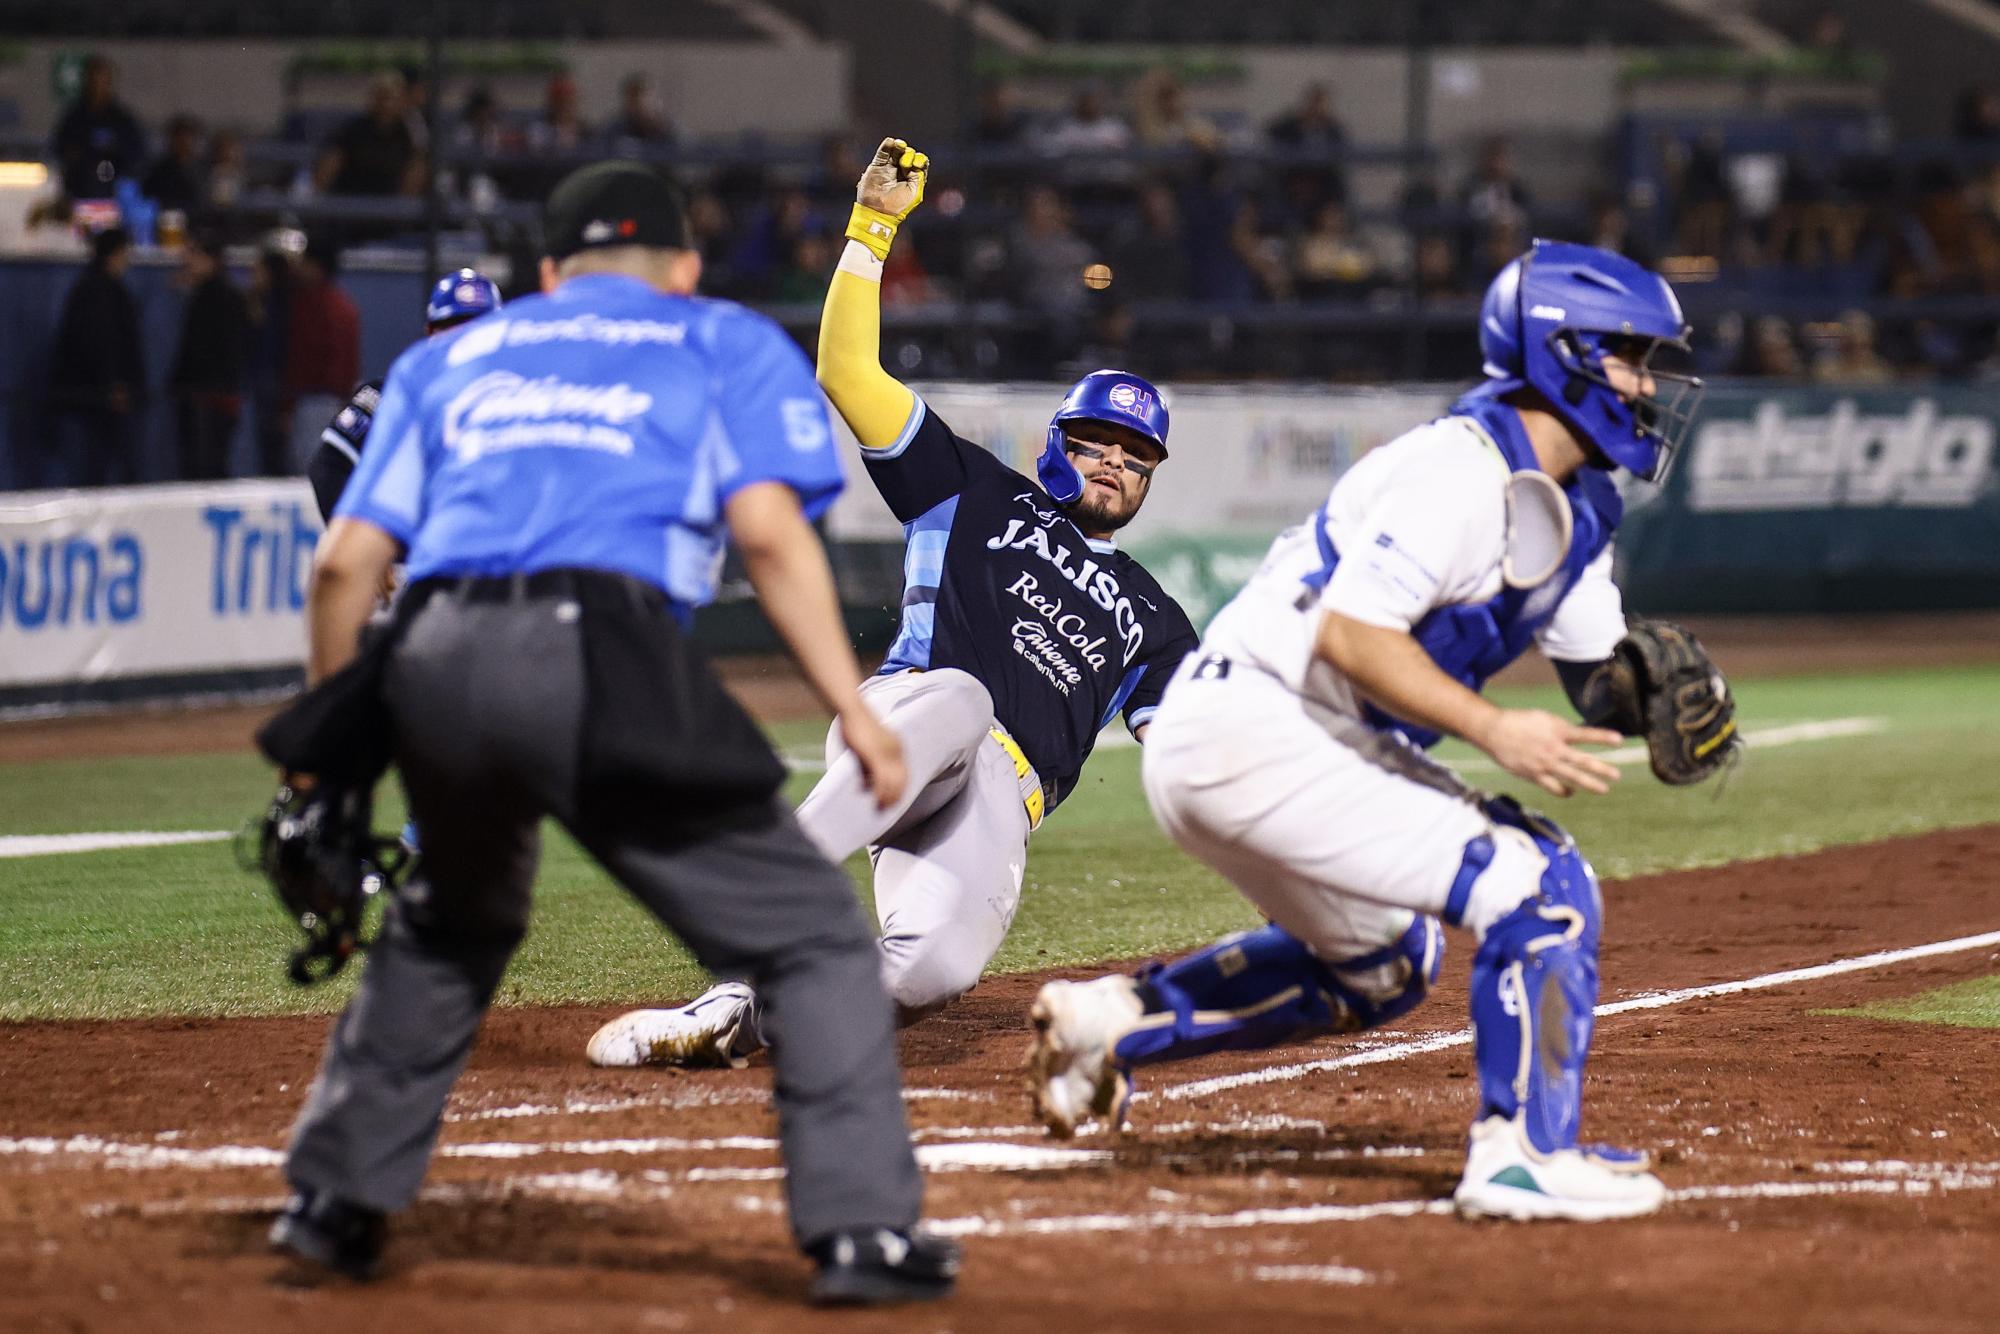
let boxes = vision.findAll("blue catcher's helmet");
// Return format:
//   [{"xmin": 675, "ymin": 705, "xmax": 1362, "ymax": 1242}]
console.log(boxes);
[
  {"xmin": 1476, "ymin": 239, "xmax": 1703, "ymax": 482},
  {"xmin": 425, "ymin": 268, "xmax": 503, "ymax": 332},
  {"xmin": 1037, "ymin": 369, "xmax": 1171, "ymax": 504}
]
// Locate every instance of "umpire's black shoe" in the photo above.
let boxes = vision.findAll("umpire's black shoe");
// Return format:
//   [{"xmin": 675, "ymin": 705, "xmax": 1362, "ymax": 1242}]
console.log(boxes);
[
  {"xmin": 269, "ymin": 1189, "xmax": 387, "ymax": 1281},
  {"xmin": 807, "ymin": 1227, "xmax": 959, "ymax": 1305}
]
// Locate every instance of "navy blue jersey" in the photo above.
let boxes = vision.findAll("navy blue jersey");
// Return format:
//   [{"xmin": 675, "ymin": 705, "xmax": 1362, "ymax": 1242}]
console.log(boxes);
[
  {"xmin": 867, "ymin": 399, "xmax": 1197, "ymax": 808},
  {"xmin": 307, "ymin": 380, "xmax": 381, "ymax": 522}
]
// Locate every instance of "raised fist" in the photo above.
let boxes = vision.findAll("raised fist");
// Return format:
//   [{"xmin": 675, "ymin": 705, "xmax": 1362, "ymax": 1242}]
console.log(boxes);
[{"xmin": 857, "ymin": 137, "xmax": 929, "ymax": 222}]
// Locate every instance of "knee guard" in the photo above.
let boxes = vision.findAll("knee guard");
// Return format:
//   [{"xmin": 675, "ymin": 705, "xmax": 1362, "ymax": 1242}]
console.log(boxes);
[
  {"xmin": 1466, "ymin": 800, "xmax": 1605, "ymax": 1155},
  {"xmin": 1112, "ymin": 917, "xmax": 1444, "ymax": 1069}
]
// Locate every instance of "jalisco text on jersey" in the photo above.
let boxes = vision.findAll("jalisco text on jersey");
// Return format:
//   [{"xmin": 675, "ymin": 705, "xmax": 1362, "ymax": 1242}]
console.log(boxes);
[{"xmin": 986, "ymin": 508, "xmax": 1145, "ymax": 665}]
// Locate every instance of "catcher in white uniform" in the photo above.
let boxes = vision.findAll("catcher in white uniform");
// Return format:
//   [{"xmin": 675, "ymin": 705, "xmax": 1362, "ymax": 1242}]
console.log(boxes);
[{"xmin": 1028, "ymin": 240, "xmax": 1740, "ymax": 1222}]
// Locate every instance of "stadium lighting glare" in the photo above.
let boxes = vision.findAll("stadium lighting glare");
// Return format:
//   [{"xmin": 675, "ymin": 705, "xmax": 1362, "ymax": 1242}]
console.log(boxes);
[{"xmin": 0, "ymin": 162, "xmax": 49, "ymax": 188}]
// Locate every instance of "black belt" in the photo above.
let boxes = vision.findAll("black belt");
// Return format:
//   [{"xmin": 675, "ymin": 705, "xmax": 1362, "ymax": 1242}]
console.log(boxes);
[{"xmin": 409, "ymin": 568, "xmax": 677, "ymax": 618}]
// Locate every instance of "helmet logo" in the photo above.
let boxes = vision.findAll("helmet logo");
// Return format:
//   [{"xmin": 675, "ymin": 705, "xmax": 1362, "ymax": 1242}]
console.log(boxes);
[
  {"xmin": 1529, "ymin": 304, "xmax": 1567, "ymax": 320},
  {"xmin": 456, "ymin": 284, "xmax": 479, "ymax": 304},
  {"xmin": 1108, "ymin": 382, "xmax": 1140, "ymax": 410}
]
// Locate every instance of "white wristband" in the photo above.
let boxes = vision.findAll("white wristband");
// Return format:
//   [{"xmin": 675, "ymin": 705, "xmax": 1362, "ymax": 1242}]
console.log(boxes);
[{"xmin": 836, "ymin": 239, "xmax": 886, "ymax": 282}]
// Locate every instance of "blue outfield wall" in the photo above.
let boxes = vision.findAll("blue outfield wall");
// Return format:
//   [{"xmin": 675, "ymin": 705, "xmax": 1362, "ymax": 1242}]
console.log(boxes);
[{"xmin": 0, "ymin": 255, "xmax": 431, "ymax": 491}]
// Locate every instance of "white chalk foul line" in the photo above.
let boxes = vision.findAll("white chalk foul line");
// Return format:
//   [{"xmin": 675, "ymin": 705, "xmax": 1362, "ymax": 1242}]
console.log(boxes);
[
  {"xmin": 1159, "ymin": 927, "xmax": 2000, "ymax": 1102},
  {"xmin": 1450, "ymin": 716, "xmax": 1884, "ymax": 774},
  {"xmin": 0, "ymin": 830, "xmax": 232, "ymax": 859}
]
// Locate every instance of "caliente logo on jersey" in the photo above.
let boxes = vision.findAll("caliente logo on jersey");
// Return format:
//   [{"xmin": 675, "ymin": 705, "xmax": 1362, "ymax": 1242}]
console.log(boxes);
[{"xmin": 443, "ymin": 372, "xmax": 653, "ymax": 462}]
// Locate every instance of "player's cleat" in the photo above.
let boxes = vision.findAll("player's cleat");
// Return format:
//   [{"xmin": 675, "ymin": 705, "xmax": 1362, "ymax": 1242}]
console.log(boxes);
[
  {"xmin": 585, "ymin": 982, "xmax": 762, "ymax": 1069},
  {"xmin": 269, "ymin": 1188, "xmax": 387, "ymax": 1280},
  {"xmin": 1026, "ymin": 976, "xmax": 1143, "ymax": 1139},
  {"xmin": 807, "ymin": 1227, "xmax": 960, "ymax": 1306},
  {"xmin": 1452, "ymin": 1114, "xmax": 1667, "ymax": 1222}
]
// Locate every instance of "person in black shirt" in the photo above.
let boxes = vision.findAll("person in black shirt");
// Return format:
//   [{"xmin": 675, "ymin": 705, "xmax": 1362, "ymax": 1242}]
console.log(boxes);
[
  {"xmin": 168, "ymin": 229, "xmax": 250, "ymax": 480},
  {"xmin": 141, "ymin": 115, "xmax": 207, "ymax": 215},
  {"xmin": 588, "ymin": 138, "xmax": 1201, "ymax": 1071},
  {"xmin": 45, "ymin": 227, "xmax": 143, "ymax": 487},
  {"xmin": 51, "ymin": 55, "xmax": 146, "ymax": 202},
  {"xmin": 315, "ymin": 72, "xmax": 422, "ymax": 198}
]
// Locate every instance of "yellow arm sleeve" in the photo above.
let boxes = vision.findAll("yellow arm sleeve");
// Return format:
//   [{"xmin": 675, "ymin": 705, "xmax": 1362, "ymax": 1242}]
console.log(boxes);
[{"xmin": 816, "ymin": 242, "xmax": 919, "ymax": 450}]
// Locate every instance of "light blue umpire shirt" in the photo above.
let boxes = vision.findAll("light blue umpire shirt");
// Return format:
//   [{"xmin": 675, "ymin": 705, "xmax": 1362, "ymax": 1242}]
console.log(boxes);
[{"xmin": 333, "ymin": 272, "xmax": 844, "ymax": 623}]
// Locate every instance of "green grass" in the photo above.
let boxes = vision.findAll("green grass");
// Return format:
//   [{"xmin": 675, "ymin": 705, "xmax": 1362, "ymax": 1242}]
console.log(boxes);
[
  {"xmin": 2, "ymin": 665, "xmax": 1996, "ymax": 1020},
  {"xmin": 1824, "ymin": 976, "xmax": 2000, "ymax": 1029}
]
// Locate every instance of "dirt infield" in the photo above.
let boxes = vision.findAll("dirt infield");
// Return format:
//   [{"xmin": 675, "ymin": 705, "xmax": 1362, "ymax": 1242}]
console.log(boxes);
[
  {"xmin": 3, "ymin": 825, "xmax": 1997, "ymax": 1332},
  {"xmin": 6, "ymin": 610, "xmax": 1999, "ymax": 765}
]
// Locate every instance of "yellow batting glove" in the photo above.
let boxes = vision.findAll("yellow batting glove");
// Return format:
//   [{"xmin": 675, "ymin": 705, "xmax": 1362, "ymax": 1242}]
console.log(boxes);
[{"xmin": 847, "ymin": 137, "xmax": 929, "ymax": 261}]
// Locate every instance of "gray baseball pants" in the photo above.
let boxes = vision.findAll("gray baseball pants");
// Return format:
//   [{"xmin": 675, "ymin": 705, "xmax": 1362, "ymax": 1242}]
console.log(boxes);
[
  {"xmin": 795, "ymin": 668, "xmax": 1033, "ymax": 1023},
  {"xmin": 282, "ymin": 592, "xmax": 923, "ymax": 1248}
]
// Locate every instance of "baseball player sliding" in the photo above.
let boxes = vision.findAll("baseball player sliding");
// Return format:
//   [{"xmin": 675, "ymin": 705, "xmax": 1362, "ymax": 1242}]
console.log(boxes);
[
  {"xmin": 589, "ymin": 139, "xmax": 1199, "ymax": 1068},
  {"xmin": 1028, "ymin": 240, "xmax": 1739, "ymax": 1221}
]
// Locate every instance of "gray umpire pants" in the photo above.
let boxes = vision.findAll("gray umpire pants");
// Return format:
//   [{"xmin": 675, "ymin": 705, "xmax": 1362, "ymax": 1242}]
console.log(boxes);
[
  {"xmin": 795, "ymin": 668, "xmax": 1034, "ymax": 1023},
  {"xmin": 282, "ymin": 591, "xmax": 923, "ymax": 1248}
]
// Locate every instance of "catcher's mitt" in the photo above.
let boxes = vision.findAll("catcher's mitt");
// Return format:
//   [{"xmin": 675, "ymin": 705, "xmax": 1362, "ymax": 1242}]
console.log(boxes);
[
  {"xmin": 241, "ymin": 780, "xmax": 408, "ymax": 985},
  {"xmin": 1602, "ymin": 620, "xmax": 1740, "ymax": 786}
]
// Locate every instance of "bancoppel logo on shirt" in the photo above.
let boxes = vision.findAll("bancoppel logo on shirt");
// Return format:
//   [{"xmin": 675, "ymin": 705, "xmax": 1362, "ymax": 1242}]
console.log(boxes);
[{"xmin": 443, "ymin": 371, "xmax": 653, "ymax": 462}]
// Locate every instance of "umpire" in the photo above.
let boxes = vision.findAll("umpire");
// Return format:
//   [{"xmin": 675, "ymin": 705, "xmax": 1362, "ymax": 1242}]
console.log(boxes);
[{"xmin": 271, "ymin": 162, "xmax": 958, "ymax": 1306}]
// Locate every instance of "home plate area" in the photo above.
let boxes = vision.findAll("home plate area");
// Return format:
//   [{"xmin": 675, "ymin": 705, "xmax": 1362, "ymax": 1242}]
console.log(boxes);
[{"xmin": 4, "ymin": 827, "xmax": 1999, "ymax": 1332}]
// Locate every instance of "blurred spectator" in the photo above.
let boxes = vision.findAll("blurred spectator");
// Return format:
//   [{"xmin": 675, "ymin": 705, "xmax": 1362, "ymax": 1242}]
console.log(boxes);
[
  {"xmin": 169, "ymin": 229, "xmax": 250, "ymax": 480},
  {"xmin": 1412, "ymin": 231, "xmax": 1463, "ymax": 301},
  {"xmin": 1266, "ymin": 83, "xmax": 1346, "ymax": 151},
  {"xmin": 1290, "ymin": 201, "xmax": 1379, "ymax": 299},
  {"xmin": 1586, "ymin": 191, "xmax": 1654, "ymax": 268},
  {"xmin": 772, "ymin": 233, "xmax": 836, "ymax": 304},
  {"xmin": 1955, "ymin": 84, "xmax": 2000, "ymax": 143},
  {"xmin": 1459, "ymin": 135, "xmax": 1531, "ymax": 230},
  {"xmin": 45, "ymin": 227, "xmax": 143, "ymax": 488},
  {"xmin": 1670, "ymin": 129, "xmax": 1733, "ymax": 258},
  {"xmin": 206, "ymin": 129, "xmax": 247, "ymax": 212},
  {"xmin": 973, "ymin": 81, "xmax": 1032, "ymax": 148},
  {"xmin": 1108, "ymin": 179, "xmax": 1189, "ymax": 300},
  {"xmin": 1179, "ymin": 157, "xmax": 1258, "ymax": 302},
  {"xmin": 246, "ymin": 242, "xmax": 295, "ymax": 477},
  {"xmin": 453, "ymin": 86, "xmax": 511, "ymax": 159},
  {"xmin": 1045, "ymin": 89, "xmax": 1132, "ymax": 156},
  {"xmin": 1801, "ymin": 8, "xmax": 1857, "ymax": 60},
  {"xmin": 732, "ymin": 187, "xmax": 824, "ymax": 298},
  {"xmin": 316, "ymin": 72, "xmax": 423, "ymax": 197},
  {"xmin": 399, "ymin": 63, "xmax": 433, "ymax": 150},
  {"xmin": 1008, "ymin": 185, "xmax": 1095, "ymax": 314},
  {"xmin": 283, "ymin": 238, "xmax": 360, "ymax": 472},
  {"xmin": 808, "ymin": 135, "xmax": 867, "ymax": 211},
  {"xmin": 141, "ymin": 115, "xmax": 207, "ymax": 216},
  {"xmin": 526, "ymin": 74, "xmax": 592, "ymax": 157},
  {"xmin": 609, "ymin": 73, "xmax": 675, "ymax": 146},
  {"xmin": 1266, "ymin": 83, "xmax": 1350, "ymax": 213},
  {"xmin": 1741, "ymin": 316, "xmax": 1806, "ymax": 379},
  {"xmin": 880, "ymin": 234, "xmax": 935, "ymax": 307},
  {"xmin": 1814, "ymin": 310, "xmax": 1893, "ymax": 385},
  {"xmin": 1233, "ymin": 200, "xmax": 1292, "ymax": 302},
  {"xmin": 686, "ymin": 190, "xmax": 739, "ymax": 294},
  {"xmin": 51, "ymin": 55, "xmax": 147, "ymax": 202},
  {"xmin": 1132, "ymin": 68, "xmax": 1221, "ymax": 152}
]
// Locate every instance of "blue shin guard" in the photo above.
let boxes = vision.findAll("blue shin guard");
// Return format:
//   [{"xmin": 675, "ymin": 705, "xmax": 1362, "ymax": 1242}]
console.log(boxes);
[
  {"xmin": 1113, "ymin": 917, "xmax": 1443, "ymax": 1069},
  {"xmin": 1467, "ymin": 802, "xmax": 1604, "ymax": 1155}
]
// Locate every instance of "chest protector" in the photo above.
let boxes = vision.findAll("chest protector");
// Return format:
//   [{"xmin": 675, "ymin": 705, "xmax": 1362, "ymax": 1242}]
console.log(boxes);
[{"xmin": 1312, "ymin": 393, "xmax": 1622, "ymax": 749}]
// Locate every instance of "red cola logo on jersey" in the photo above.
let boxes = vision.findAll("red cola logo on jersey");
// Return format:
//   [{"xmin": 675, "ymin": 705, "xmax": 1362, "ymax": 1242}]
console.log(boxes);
[{"xmin": 987, "ymin": 505, "xmax": 1145, "ymax": 666}]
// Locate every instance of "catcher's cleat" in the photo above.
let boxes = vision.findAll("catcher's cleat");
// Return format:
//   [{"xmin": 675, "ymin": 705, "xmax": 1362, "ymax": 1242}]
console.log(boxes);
[
  {"xmin": 1026, "ymin": 976, "xmax": 1143, "ymax": 1140},
  {"xmin": 808, "ymin": 1227, "xmax": 960, "ymax": 1306},
  {"xmin": 270, "ymin": 1189, "xmax": 387, "ymax": 1281},
  {"xmin": 585, "ymin": 982, "xmax": 762, "ymax": 1069},
  {"xmin": 1452, "ymin": 1114, "xmax": 1666, "ymax": 1222}
]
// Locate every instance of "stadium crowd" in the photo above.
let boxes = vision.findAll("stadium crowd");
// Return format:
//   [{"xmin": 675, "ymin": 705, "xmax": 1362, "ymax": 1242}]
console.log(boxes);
[{"xmin": 22, "ymin": 50, "xmax": 2000, "ymax": 485}]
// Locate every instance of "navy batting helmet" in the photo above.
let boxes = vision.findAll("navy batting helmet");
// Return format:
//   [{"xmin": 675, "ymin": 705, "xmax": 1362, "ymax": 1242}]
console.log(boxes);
[
  {"xmin": 425, "ymin": 268, "xmax": 502, "ymax": 332},
  {"xmin": 1037, "ymin": 369, "xmax": 1170, "ymax": 504}
]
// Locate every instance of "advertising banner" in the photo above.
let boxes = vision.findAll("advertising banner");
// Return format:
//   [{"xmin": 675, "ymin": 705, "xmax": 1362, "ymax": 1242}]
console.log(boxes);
[
  {"xmin": 0, "ymin": 480, "xmax": 318, "ymax": 687},
  {"xmin": 1619, "ymin": 386, "xmax": 2000, "ymax": 612}
]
